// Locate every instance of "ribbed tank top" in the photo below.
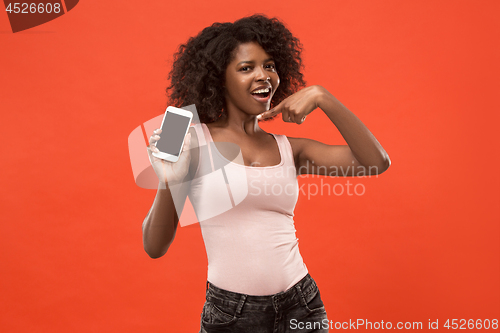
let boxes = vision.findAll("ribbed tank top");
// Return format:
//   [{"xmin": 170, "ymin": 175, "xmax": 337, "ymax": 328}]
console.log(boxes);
[{"xmin": 188, "ymin": 123, "xmax": 308, "ymax": 295}]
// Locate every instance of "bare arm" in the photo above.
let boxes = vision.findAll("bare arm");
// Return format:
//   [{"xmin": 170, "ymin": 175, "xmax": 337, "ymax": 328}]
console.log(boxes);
[
  {"xmin": 142, "ymin": 127, "xmax": 199, "ymax": 258},
  {"xmin": 258, "ymin": 85, "xmax": 390, "ymax": 176},
  {"xmin": 142, "ymin": 184, "xmax": 181, "ymax": 258}
]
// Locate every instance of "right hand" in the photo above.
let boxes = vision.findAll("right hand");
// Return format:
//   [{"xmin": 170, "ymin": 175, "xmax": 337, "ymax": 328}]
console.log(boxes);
[{"xmin": 147, "ymin": 129, "xmax": 192, "ymax": 185}]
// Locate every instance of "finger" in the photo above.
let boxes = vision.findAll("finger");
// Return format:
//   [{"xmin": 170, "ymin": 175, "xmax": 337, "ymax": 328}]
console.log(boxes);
[
  {"xmin": 147, "ymin": 144, "xmax": 159, "ymax": 153},
  {"xmin": 146, "ymin": 144, "xmax": 159, "ymax": 159},
  {"xmin": 283, "ymin": 111, "xmax": 293, "ymax": 123},
  {"xmin": 298, "ymin": 115, "xmax": 307, "ymax": 124},
  {"xmin": 258, "ymin": 104, "xmax": 282, "ymax": 120},
  {"xmin": 149, "ymin": 134, "xmax": 161, "ymax": 146},
  {"xmin": 149, "ymin": 129, "xmax": 162, "ymax": 146},
  {"xmin": 257, "ymin": 111, "xmax": 268, "ymax": 121}
]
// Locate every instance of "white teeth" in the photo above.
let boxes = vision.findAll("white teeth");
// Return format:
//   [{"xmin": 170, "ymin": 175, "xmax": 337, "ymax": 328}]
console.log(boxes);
[{"xmin": 252, "ymin": 88, "xmax": 270, "ymax": 94}]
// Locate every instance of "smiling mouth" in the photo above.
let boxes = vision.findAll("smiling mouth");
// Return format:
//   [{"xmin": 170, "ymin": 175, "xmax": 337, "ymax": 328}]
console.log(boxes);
[{"xmin": 251, "ymin": 87, "xmax": 271, "ymax": 100}]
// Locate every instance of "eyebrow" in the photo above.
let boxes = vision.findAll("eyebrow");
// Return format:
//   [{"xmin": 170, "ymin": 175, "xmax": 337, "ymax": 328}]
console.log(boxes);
[{"xmin": 237, "ymin": 58, "xmax": 275, "ymax": 66}]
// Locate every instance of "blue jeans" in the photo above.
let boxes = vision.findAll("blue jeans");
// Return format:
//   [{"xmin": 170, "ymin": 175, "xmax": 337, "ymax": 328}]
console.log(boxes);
[{"xmin": 199, "ymin": 274, "xmax": 329, "ymax": 333}]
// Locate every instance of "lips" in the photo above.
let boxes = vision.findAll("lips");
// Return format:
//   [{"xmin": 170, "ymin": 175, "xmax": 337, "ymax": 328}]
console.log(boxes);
[{"xmin": 250, "ymin": 86, "xmax": 272, "ymax": 103}]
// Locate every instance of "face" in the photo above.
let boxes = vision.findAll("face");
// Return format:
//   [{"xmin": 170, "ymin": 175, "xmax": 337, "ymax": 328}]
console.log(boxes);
[{"xmin": 224, "ymin": 42, "xmax": 280, "ymax": 117}]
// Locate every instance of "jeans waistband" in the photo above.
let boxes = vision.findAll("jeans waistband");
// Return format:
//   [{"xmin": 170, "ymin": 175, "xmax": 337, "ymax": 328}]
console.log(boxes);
[{"xmin": 205, "ymin": 273, "xmax": 318, "ymax": 314}]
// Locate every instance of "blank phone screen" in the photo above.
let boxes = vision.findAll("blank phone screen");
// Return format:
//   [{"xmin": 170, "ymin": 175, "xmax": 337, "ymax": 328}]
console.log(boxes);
[{"xmin": 156, "ymin": 112, "xmax": 191, "ymax": 156}]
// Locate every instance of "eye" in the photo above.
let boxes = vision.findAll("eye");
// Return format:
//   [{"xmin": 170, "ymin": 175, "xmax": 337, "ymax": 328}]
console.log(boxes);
[
  {"xmin": 239, "ymin": 66, "xmax": 252, "ymax": 72},
  {"xmin": 265, "ymin": 63, "xmax": 276, "ymax": 71}
]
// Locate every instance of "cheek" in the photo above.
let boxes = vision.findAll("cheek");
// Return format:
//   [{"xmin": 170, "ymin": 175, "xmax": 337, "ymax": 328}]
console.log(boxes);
[
  {"xmin": 273, "ymin": 76, "xmax": 280, "ymax": 93},
  {"xmin": 240, "ymin": 78, "xmax": 251, "ymax": 88}
]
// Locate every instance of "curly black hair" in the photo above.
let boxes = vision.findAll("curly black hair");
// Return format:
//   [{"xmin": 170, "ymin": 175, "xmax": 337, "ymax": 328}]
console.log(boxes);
[{"xmin": 166, "ymin": 14, "xmax": 306, "ymax": 124}]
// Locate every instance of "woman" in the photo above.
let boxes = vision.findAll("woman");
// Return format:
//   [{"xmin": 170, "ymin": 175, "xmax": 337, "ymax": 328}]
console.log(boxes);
[{"xmin": 144, "ymin": 15, "xmax": 390, "ymax": 333}]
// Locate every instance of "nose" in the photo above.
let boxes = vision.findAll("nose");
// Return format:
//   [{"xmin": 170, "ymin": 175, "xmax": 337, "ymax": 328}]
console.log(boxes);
[{"xmin": 255, "ymin": 66, "xmax": 270, "ymax": 82}]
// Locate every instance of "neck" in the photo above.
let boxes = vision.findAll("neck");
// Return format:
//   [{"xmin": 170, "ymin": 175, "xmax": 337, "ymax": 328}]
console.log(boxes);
[{"xmin": 213, "ymin": 107, "xmax": 262, "ymax": 137}]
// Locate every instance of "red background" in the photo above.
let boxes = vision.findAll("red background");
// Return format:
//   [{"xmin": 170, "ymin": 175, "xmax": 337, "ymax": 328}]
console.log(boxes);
[{"xmin": 1, "ymin": 1, "xmax": 499, "ymax": 332}]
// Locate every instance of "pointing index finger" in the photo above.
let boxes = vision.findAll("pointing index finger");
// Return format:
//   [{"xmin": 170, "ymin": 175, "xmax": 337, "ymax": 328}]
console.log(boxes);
[{"xmin": 258, "ymin": 105, "xmax": 282, "ymax": 120}]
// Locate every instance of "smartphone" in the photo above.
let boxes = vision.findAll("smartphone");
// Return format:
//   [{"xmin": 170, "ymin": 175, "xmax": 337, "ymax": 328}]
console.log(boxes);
[{"xmin": 152, "ymin": 106, "xmax": 193, "ymax": 162}]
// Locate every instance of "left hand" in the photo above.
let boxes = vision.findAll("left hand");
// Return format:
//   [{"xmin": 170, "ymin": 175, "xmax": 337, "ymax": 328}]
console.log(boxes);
[{"xmin": 257, "ymin": 85, "xmax": 325, "ymax": 124}]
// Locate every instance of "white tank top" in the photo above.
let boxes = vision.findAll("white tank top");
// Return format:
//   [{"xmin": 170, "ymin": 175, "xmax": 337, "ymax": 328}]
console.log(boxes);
[{"xmin": 188, "ymin": 123, "xmax": 308, "ymax": 295}]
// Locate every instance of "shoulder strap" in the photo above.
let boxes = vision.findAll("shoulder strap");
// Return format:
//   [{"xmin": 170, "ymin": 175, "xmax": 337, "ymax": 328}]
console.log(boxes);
[
  {"xmin": 192, "ymin": 123, "xmax": 206, "ymax": 147},
  {"xmin": 274, "ymin": 134, "xmax": 295, "ymax": 168},
  {"xmin": 192, "ymin": 123, "xmax": 214, "ymax": 172}
]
